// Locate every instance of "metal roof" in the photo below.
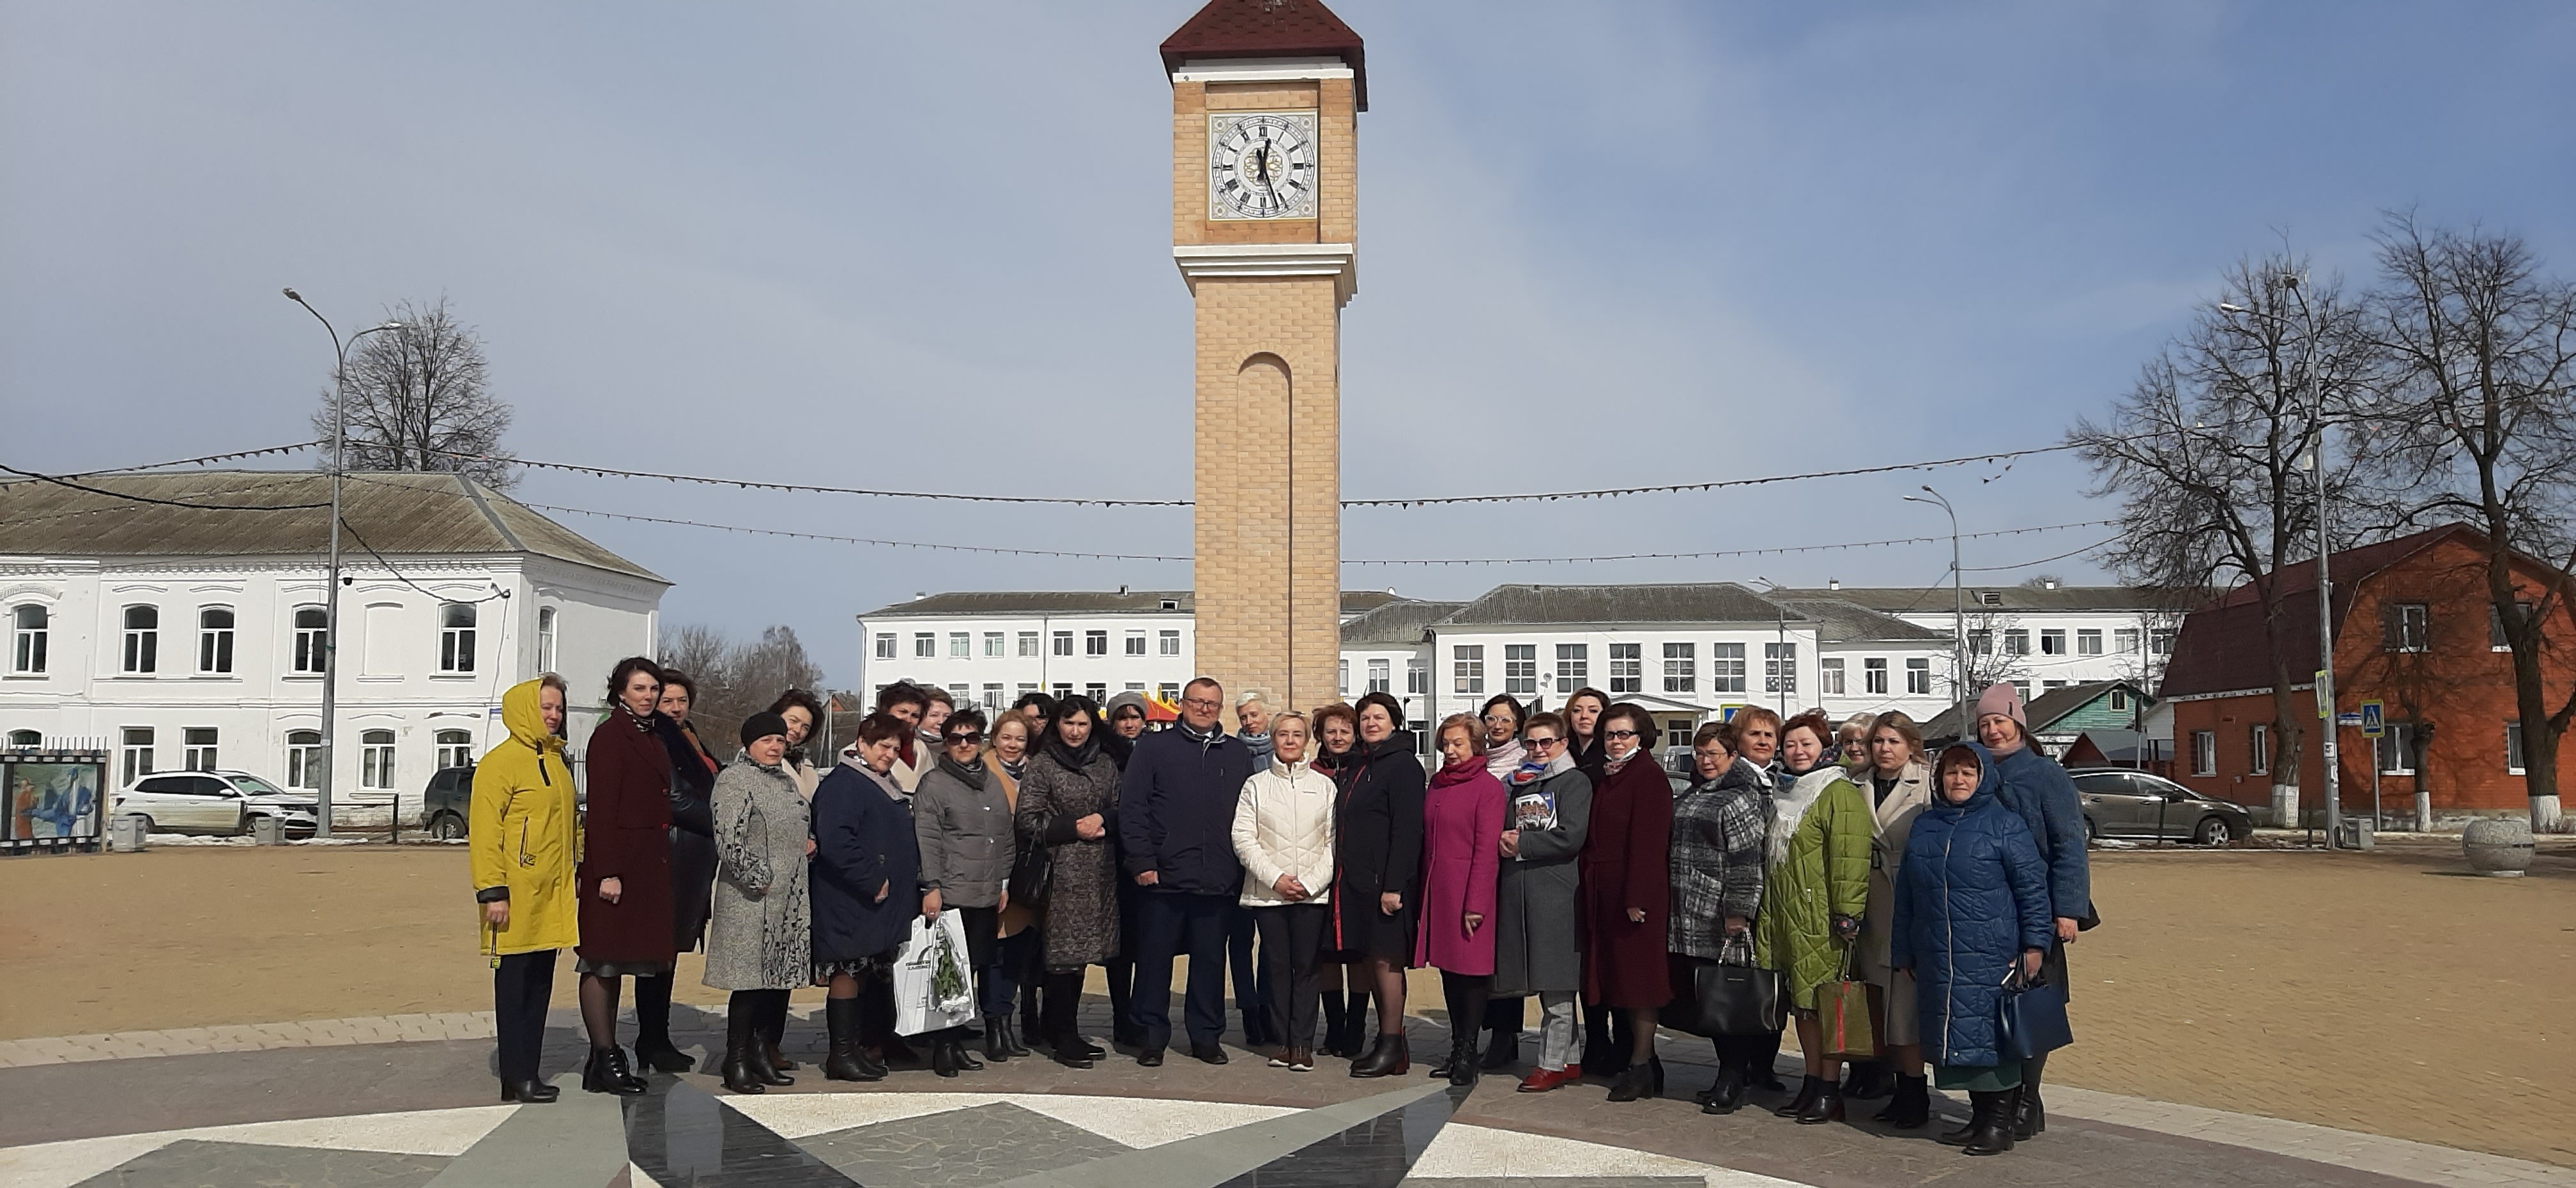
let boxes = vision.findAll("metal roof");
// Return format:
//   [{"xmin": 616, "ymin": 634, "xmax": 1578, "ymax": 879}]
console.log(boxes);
[
  {"xmin": 1774, "ymin": 584, "xmax": 2187, "ymax": 614},
  {"xmin": 0, "ymin": 470, "xmax": 664, "ymax": 583},
  {"xmin": 1922, "ymin": 678, "xmax": 2145, "ymax": 740},
  {"xmin": 1162, "ymin": 0, "xmax": 1367, "ymax": 109},
  {"xmin": 1339, "ymin": 599, "xmax": 1465, "ymax": 647},
  {"xmin": 1770, "ymin": 598, "xmax": 1947, "ymax": 643},
  {"xmin": 862, "ymin": 590, "xmax": 1399, "ymax": 620},
  {"xmin": 1440, "ymin": 583, "xmax": 1804, "ymax": 627}
]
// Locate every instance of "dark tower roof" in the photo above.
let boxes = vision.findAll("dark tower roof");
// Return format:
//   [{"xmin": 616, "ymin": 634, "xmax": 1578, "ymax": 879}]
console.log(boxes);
[{"xmin": 1161, "ymin": 0, "xmax": 1367, "ymax": 110}]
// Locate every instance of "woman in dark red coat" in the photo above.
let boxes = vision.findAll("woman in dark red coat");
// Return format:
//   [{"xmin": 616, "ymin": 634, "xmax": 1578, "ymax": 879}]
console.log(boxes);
[
  {"xmin": 1580, "ymin": 703, "xmax": 1674, "ymax": 1102},
  {"xmin": 575, "ymin": 657, "xmax": 678, "ymax": 1095}
]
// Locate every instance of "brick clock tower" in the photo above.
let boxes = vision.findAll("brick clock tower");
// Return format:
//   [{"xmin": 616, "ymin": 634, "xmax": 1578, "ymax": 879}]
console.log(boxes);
[{"xmin": 1161, "ymin": 0, "xmax": 1364, "ymax": 714}]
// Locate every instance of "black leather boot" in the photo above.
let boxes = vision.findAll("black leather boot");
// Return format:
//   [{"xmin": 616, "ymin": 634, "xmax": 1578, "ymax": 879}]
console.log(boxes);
[
  {"xmin": 1349, "ymin": 1032, "xmax": 1409, "ymax": 1078},
  {"xmin": 1937, "ymin": 1088, "xmax": 1981, "ymax": 1146},
  {"xmin": 932, "ymin": 1036, "xmax": 962, "ymax": 1078},
  {"xmin": 1876, "ymin": 1074, "xmax": 1931, "ymax": 1128},
  {"xmin": 1841, "ymin": 1058, "xmax": 1892, "ymax": 1100},
  {"xmin": 1963, "ymin": 1090, "xmax": 2016, "ymax": 1156},
  {"xmin": 1481, "ymin": 1029, "xmax": 1519, "ymax": 1070},
  {"xmin": 501, "ymin": 1078, "xmax": 560, "ymax": 1104},
  {"xmin": 1702, "ymin": 1057, "xmax": 1749, "ymax": 1114},
  {"xmin": 1604, "ymin": 1059, "xmax": 1657, "ymax": 1102},
  {"xmin": 2012, "ymin": 1079, "xmax": 2046, "ymax": 1139},
  {"xmin": 1448, "ymin": 1037, "xmax": 1482, "ymax": 1088},
  {"xmin": 986, "ymin": 1027, "xmax": 1014, "ymax": 1063},
  {"xmin": 743, "ymin": 1032, "xmax": 793, "ymax": 1086},
  {"xmin": 1774, "ymin": 1075, "xmax": 1822, "ymax": 1118},
  {"xmin": 823, "ymin": 998, "xmax": 882, "ymax": 1082},
  {"xmin": 1795, "ymin": 1080, "xmax": 1845, "ymax": 1125},
  {"xmin": 718, "ymin": 1010, "xmax": 765, "ymax": 1094},
  {"xmin": 953, "ymin": 1029, "xmax": 985, "ymax": 1070},
  {"xmin": 581, "ymin": 1046, "xmax": 647, "ymax": 1096}
]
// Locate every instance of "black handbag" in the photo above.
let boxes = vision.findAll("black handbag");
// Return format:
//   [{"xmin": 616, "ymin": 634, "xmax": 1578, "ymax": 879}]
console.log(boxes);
[
  {"xmin": 1007, "ymin": 825, "xmax": 1053, "ymax": 908},
  {"xmin": 1667, "ymin": 935, "xmax": 1782, "ymax": 1038},
  {"xmin": 1998, "ymin": 965, "xmax": 2073, "ymax": 1060}
]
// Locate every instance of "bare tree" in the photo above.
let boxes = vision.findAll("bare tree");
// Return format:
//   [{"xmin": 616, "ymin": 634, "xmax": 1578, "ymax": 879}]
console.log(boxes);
[
  {"xmin": 2071, "ymin": 251, "xmax": 2382, "ymax": 823},
  {"xmin": 656, "ymin": 623, "xmax": 829, "ymax": 759},
  {"xmin": 312, "ymin": 298, "xmax": 516, "ymax": 488},
  {"xmin": 2368, "ymin": 215, "xmax": 2576, "ymax": 830},
  {"xmin": 1957, "ymin": 607, "xmax": 2028, "ymax": 696}
]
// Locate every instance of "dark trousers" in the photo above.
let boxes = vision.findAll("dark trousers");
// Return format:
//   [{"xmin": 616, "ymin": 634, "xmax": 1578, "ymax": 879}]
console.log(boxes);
[
  {"xmin": 493, "ymin": 949, "xmax": 557, "ymax": 1084},
  {"xmin": 1583, "ymin": 998, "xmax": 1634, "ymax": 1072},
  {"xmin": 1106, "ymin": 884, "xmax": 1138, "ymax": 1035},
  {"xmin": 1133, "ymin": 891, "xmax": 1230, "ymax": 1049},
  {"xmin": 987, "ymin": 927, "xmax": 1038, "ymax": 1022},
  {"xmin": 1484, "ymin": 994, "xmax": 1526, "ymax": 1035},
  {"xmin": 1227, "ymin": 902, "xmax": 1276, "ymax": 1045},
  {"xmin": 1252, "ymin": 903, "xmax": 1327, "ymax": 1049}
]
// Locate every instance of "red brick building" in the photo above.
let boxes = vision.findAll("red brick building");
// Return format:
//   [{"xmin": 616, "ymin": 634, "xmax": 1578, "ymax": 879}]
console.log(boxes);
[{"xmin": 2157, "ymin": 524, "xmax": 2575, "ymax": 827}]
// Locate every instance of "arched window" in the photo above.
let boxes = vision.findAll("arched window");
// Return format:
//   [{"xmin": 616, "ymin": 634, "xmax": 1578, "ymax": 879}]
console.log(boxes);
[
  {"xmin": 8, "ymin": 604, "xmax": 45, "ymax": 674},
  {"xmin": 121, "ymin": 605, "xmax": 159, "ymax": 673},
  {"xmin": 536, "ymin": 607, "xmax": 557, "ymax": 674},
  {"xmin": 438, "ymin": 604, "xmax": 477, "ymax": 674},
  {"xmin": 197, "ymin": 607, "xmax": 236, "ymax": 674},
  {"xmin": 360, "ymin": 729, "xmax": 397, "ymax": 791},
  {"xmin": 286, "ymin": 729, "xmax": 323, "ymax": 789},
  {"xmin": 434, "ymin": 729, "xmax": 473, "ymax": 770},
  {"xmin": 291, "ymin": 607, "xmax": 328, "ymax": 674},
  {"xmin": 5, "ymin": 729, "xmax": 39, "ymax": 749}
]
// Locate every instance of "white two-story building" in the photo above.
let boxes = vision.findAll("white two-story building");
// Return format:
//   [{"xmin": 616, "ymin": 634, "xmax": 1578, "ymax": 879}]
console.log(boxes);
[
  {"xmin": 1772, "ymin": 581, "xmax": 2185, "ymax": 704},
  {"xmin": 0, "ymin": 471, "xmax": 668, "ymax": 798}
]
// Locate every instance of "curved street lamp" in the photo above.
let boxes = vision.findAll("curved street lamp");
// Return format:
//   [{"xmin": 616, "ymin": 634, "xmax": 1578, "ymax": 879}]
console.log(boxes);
[{"xmin": 1903, "ymin": 485, "xmax": 1967, "ymax": 739}]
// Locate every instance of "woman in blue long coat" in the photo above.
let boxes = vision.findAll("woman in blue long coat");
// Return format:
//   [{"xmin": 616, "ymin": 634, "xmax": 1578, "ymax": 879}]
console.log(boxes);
[
  {"xmin": 1890, "ymin": 743, "xmax": 2053, "ymax": 1157},
  {"xmin": 809, "ymin": 713, "xmax": 921, "ymax": 1085}
]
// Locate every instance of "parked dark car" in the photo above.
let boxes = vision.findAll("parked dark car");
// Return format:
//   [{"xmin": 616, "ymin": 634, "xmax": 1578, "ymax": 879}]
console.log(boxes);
[
  {"xmin": 420, "ymin": 765, "xmax": 475, "ymax": 841},
  {"xmin": 2069, "ymin": 768, "xmax": 2253, "ymax": 845}
]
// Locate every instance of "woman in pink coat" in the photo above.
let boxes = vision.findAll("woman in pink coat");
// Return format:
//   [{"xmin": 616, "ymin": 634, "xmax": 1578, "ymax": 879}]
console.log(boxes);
[{"xmin": 1417, "ymin": 714, "xmax": 1506, "ymax": 1088}]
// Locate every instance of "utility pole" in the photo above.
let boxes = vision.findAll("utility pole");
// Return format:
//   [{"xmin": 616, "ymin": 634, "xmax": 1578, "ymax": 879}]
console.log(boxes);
[
  {"xmin": 284, "ymin": 290, "xmax": 400, "ymax": 838},
  {"xmin": 1906, "ymin": 487, "xmax": 1966, "ymax": 738}
]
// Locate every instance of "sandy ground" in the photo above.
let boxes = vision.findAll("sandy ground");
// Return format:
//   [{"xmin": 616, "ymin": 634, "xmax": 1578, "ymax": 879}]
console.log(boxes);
[{"xmin": 3, "ymin": 839, "xmax": 2570, "ymax": 1166}]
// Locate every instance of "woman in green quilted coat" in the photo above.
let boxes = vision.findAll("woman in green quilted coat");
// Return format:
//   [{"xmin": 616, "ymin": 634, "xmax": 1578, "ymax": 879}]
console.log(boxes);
[{"xmin": 1754, "ymin": 712, "xmax": 1872, "ymax": 1125}]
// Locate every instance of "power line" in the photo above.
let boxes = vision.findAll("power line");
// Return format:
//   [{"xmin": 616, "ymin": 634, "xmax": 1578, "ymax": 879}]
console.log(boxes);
[
  {"xmin": 522, "ymin": 501, "xmax": 1194, "ymax": 562},
  {"xmin": 58, "ymin": 440, "xmax": 323, "ymax": 477},
  {"xmin": 0, "ymin": 461, "xmax": 334, "ymax": 510},
  {"xmin": 431, "ymin": 449, "xmax": 1190, "ymax": 508},
  {"xmin": 335, "ymin": 515, "xmax": 513, "ymax": 604},
  {"xmin": 1958, "ymin": 533, "xmax": 2124, "ymax": 573}
]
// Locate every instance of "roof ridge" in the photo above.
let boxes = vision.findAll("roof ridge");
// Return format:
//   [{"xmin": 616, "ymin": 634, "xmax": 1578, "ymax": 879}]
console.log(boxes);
[{"xmin": 450, "ymin": 475, "xmax": 527, "ymax": 553}]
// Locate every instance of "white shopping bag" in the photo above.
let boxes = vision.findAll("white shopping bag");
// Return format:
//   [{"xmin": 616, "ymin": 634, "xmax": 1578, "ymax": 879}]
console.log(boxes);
[{"xmin": 893, "ymin": 911, "xmax": 980, "ymax": 1037}]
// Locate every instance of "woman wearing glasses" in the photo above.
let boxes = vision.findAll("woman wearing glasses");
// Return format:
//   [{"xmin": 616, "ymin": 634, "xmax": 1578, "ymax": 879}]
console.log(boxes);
[
  {"xmin": 1473, "ymin": 694, "xmax": 1528, "ymax": 1068},
  {"xmin": 912, "ymin": 708, "xmax": 1012, "ymax": 1077},
  {"xmin": 1579, "ymin": 703, "xmax": 1675, "ymax": 1101},
  {"xmin": 1757, "ymin": 711, "xmax": 1874, "ymax": 1124},
  {"xmin": 1489, "ymin": 712, "xmax": 1591, "ymax": 1093}
]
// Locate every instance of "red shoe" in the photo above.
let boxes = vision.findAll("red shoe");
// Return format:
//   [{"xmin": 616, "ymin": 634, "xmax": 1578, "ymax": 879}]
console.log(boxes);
[{"xmin": 1517, "ymin": 1064, "xmax": 1582, "ymax": 1093}]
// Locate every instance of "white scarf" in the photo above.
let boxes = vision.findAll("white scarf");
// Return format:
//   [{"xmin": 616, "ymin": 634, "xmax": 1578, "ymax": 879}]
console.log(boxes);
[{"xmin": 1767, "ymin": 763, "xmax": 1846, "ymax": 869}]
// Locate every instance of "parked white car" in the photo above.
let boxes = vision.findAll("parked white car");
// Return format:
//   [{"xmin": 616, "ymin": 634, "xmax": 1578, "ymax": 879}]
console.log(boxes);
[{"xmin": 112, "ymin": 770, "xmax": 319, "ymax": 837}]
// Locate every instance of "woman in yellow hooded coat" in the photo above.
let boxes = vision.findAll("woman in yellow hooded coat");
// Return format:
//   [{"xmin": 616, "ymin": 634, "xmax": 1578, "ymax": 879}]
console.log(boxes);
[{"xmin": 471, "ymin": 675, "xmax": 579, "ymax": 1103}]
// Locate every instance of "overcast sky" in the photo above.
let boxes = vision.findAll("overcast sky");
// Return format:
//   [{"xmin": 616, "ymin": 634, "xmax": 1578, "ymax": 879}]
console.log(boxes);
[{"xmin": 7, "ymin": 1, "xmax": 2572, "ymax": 687}]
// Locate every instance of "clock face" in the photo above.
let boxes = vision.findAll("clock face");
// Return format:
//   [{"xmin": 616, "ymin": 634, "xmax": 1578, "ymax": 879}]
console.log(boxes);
[{"xmin": 1208, "ymin": 111, "xmax": 1319, "ymax": 221}]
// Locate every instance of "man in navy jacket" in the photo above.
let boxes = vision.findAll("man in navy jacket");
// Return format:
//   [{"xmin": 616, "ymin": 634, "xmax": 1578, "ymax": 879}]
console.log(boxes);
[{"xmin": 1119, "ymin": 676, "xmax": 1255, "ymax": 1064}]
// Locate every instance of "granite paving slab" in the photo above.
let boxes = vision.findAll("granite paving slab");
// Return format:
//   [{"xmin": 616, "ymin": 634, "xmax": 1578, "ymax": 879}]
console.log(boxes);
[
  {"xmin": 71, "ymin": 1138, "xmax": 447, "ymax": 1188},
  {"xmin": 798, "ymin": 1101, "xmax": 1136, "ymax": 1187}
]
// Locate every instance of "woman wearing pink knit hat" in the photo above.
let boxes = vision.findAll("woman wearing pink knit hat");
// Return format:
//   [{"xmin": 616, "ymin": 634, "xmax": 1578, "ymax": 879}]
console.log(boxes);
[{"xmin": 1970, "ymin": 682, "xmax": 2092, "ymax": 1146}]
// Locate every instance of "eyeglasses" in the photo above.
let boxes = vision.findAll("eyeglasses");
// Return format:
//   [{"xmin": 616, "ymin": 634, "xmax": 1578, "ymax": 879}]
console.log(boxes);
[
  {"xmin": 1524, "ymin": 736, "xmax": 1563, "ymax": 748},
  {"xmin": 946, "ymin": 732, "xmax": 985, "ymax": 745},
  {"xmin": 1181, "ymin": 697, "xmax": 1222, "ymax": 711},
  {"xmin": 1602, "ymin": 729, "xmax": 1641, "ymax": 740}
]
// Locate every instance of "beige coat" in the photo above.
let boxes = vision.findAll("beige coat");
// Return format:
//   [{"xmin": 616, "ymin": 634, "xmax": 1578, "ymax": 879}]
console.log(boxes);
[
  {"xmin": 1230, "ymin": 758, "xmax": 1337, "ymax": 908},
  {"xmin": 1857, "ymin": 757, "xmax": 1935, "ymax": 1042}
]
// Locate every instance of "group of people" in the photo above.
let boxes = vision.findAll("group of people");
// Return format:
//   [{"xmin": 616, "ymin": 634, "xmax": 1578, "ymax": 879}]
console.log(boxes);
[{"xmin": 467, "ymin": 660, "xmax": 2087, "ymax": 1159}]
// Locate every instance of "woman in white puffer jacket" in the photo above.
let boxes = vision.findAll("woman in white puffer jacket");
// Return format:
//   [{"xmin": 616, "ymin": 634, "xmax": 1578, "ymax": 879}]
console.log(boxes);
[{"xmin": 1230, "ymin": 712, "xmax": 1337, "ymax": 1072}]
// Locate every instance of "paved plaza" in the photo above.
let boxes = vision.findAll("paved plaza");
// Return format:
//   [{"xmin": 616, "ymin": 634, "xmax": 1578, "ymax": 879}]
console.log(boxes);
[{"xmin": 5, "ymin": 997, "xmax": 2572, "ymax": 1188}]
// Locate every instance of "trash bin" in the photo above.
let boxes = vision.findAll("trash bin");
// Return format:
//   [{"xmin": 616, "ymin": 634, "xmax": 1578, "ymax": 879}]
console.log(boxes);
[
  {"xmin": 111, "ymin": 814, "xmax": 149, "ymax": 852},
  {"xmin": 252, "ymin": 816, "xmax": 284, "ymax": 846}
]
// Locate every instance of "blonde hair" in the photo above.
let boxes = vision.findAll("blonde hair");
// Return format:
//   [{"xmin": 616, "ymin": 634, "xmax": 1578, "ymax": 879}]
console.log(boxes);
[
  {"xmin": 1436, "ymin": 713, "xmax": 1487, "ymax": 755},
  {"xmin": 1838, "ymin": 712, "xmax": 1876, "ymax": 743}
]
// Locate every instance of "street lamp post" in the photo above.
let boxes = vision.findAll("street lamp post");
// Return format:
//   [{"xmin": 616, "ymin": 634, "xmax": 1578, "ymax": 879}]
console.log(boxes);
[
  {"xmin": 2220, "ymin": 287, "xmax": 2340, "ymax": 845},
  {"xmin": 1905, "ymin": 487, "xmax": 1968, "ymax": 739},
  {"xmin": 283, "ymin": 289, "xmax": 400, "ymax": 839}
]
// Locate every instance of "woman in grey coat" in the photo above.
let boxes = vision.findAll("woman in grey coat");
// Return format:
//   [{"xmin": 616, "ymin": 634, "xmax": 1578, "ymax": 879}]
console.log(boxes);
[
  {"xmin": 1490, "ymin": 712, "xmax": 1593, "ymax": 1093},
  {"xmin": 703, "ymin": 713, "xmax": 813, "ymax": 1094},
  {"xmin": 1014, "ymin": 696, "xmax": 1123, "ymax": 1068},
  {"xmin": 1668, "ymin": 722, "xmax": 1770, "ymax": 1115},
  {"xmin": 911, "ymin": 708, "xmax": 1011, "ymax": 1077}
]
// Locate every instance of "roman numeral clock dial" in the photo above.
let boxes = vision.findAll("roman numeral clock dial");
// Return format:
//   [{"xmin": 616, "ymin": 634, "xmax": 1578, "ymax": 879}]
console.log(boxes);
[{"xmin": 1208, "ymin": 111, "xmax": 1319, "ymax": 220}]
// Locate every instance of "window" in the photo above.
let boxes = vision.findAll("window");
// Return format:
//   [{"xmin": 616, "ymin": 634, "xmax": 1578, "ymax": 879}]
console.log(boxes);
[
  {"xmin": 2115, "ymin": 627, "xmax": 2142, "ymax": 655},
  {"xmin": 1084, "ymin": 630, "xmax": 1108, "ymax": 657},
  {"xmin": 1453, "ymin": 644, "xmax": 1485, "ymax": 695},
  {"xmin": 1158, "ymin": 682, "xmax": 1181, "ymax": 702},
  {"xmin": 1864, "ymin": 657, "xmax": 1889, "ymax": 696},
  {"xmin": 1607, "ymin": 643, "xmax": 1643, "ymax": 694},
  {"xmin": 1084, "ymin": 682, "xmax": 1107, "ymax": 702},
  {"xmin": 438, "ymin": 604, "xmax": 477, "ymax": 673},
  {"xmin": 1016, "ymin": 682, "xmax": 1039, "ymax": 701},
  {"xmin": 1405, "ymin": 659, "xmax": 1426, "ymax": 696},
  {"xmin": 2076, "ymin": 629, "xmax": 2103, "ymax": 657},
  {"xmin": 537, "ymin": 607, "xmax": 557, "ymax": 674},
  {"xmin": 2109, "ymin": 689, "xmax": 2131, "ymax": 712},
  {"xmin": 2191, "ymin": 730, "xmax": 2217, "ymax": 777},
  {"xmin": 189, "ymin": 607, "xmax": 234, "ymax": 674},
  {"xmin": 1819, "ymin": 658, "xmax": 1846, "ymax": 695},
  {"xmin": 875, "ymin": 632, "xmax": 897, "ymax": 659},
  {"xmin": 1906, "ymin": 658, "xmax": 1931, "ymax": 695},
  {"xmin": 1555, "ymin": 643, "xmax": 1588, "ymax": 693},
  {"xmin": 2384, "ymin": 604, "xmax": 2430, "ymax": 653},
  {"xmin": 1664, "ymin": 719, "xmax": 1696, "ymax": 750},
  {"xmin": 120, "ymin": 727, "xmax": 154, "ymax": 785},
  {"xmin": 2040, "ymin": 629, "xmax": 2067, "ymax": 656},
  {"xmin": 1663, "ymin": 643, "xmax": 1696, "ymax": 693},
  {"xmin": 1367, "ymin": 659, "xmax": 1390, "ymax": 693},
  {"xmin": 914, "ymin": 632, "xmax": 936, "ymax": 658},
  {"xmin": 1018, "ymin": 632, "xmax": 1040, "ymax": 657},
  {"xmin": 947, "ymin": 683, "xmax": 970, "ymax": 706},
  {"xmin": 1050, "ymin": 682, "xmax": 1073, "ymax": 701},
  {"xmin": 1052, "ymin": 631, "xmax": 1074, "ymax": 657},
  {"xmin": 2506, "ymin": 721, "xmax": 2526, "ymax": 775},
  {"xmin": 1124, "ymin": 631, "xmax": 1147, "ymax": 657},
  {"xmin": 1765, "ymin": 643, "xmax": 1797, "ymax": 694},
  {"xmin": 5, "ymin": 729, "xmax": 37, "ymax": 748},
  {"xmin": 1158, "ymin": 629, "xmax": 1181, "ymax": 656},
  {"xmin": 1968, "ymin": 630, "xmax": 1993, "ymax": 656},
  {"xmin": 2011, "ymin": 680, "xmax": 2032, "ymax": 704},
  {"xmin": 2149, "ymin": 628, "xmax": 2177, "ymax": 656},
  {"xmin": 2045, "ymin": 680, "xmax": 2071, "ymax": 690},
  {"xmin": 9, "ymin": 604, "xmax": 46, "ymax": 674},
  {"xmin": 435, "ymin": 729, "xmax": 474, "ymax": 770},
  {"xmin": 2377, "ymin": 724, "xmax": 2416, "ymax": 775},
  {"xmin": 121, "ymin": 605, "xmax": 158, "ymax": 673},
  {"xmin": 2003, "ymin": 630, "xmax": 2030, "ymax": 657},
  {"xmin": 2491, "ymin": 602, "xmax": 2533, "ymax": 651},
  {"xmin": 981, "ymin": 632, "xmax": 1004, "ymax": 657},
  {"xmin": 2248, "ymin": 723, "xmax": 2271, "ymax": 776},
  {"xmin": 949, "ymin": 632, "xmax": 970, "ymax": 658},
  {"xmin": 286, "ymin": 730, "xmax": 323, "ymax": 789},
  {"xmin": 183, "ymin": 727, "xmax": 218, "ymax": 772},
  {"xmin": 1125, "ymin": 682, "xmax": 1146, "ymax": 692},
  {"xmin": 1710, "ymin": 643, "xmax": 1747, "ymax": 694},
  {"xmin": 1338, "ymin": 659, "xmax": 1351, "ymax": 696},
  {"xmin": 360, "ymin": 729, "xmax": 397, "ymax": 790},
  {"xmin": 1505, "ymin": 644, "xmax": 1538, "ymax": 696},
  {"xmin": 981, "ymin": 683, "xmax": 1004, "ymax": 711}
]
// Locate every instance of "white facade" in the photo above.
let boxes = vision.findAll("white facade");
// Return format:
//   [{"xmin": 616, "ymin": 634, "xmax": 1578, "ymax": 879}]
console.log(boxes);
[
  {"xmin": 1781, "ymin": 585, "xmax": 2182, "ymax": 703},
  {"xmin": 858, "ymin": 600, "xmax": 1199, "ymax": 715},
  {"xmin": 1, "ymin": 555, "xmax": 663, "ymax": 798}
]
